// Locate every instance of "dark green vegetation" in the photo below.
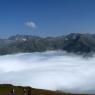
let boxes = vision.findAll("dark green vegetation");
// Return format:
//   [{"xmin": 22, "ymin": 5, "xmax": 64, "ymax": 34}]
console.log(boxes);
[
  {"xmin": 0, "ymin": 84, "xmax": 89, "ymax": 95},
  {"xmin": 0, "ymin": 33, "xmax": 95, "ymax": 55}
]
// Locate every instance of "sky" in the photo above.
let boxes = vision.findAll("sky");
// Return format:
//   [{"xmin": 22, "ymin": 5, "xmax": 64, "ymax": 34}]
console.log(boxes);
[{"xmin": 0, "ymin": 0, "xmax": 95, "ymax": 37}]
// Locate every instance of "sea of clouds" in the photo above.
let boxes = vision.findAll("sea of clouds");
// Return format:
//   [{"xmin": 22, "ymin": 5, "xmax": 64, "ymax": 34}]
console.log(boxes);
[{"xmin": 0, "ymin": 51, "xmax": 95, "ymax": 93}]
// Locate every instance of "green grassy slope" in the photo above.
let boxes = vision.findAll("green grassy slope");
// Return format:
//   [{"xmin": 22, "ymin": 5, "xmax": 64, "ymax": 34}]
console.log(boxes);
[{"xmin": 0, "ymin": 84, "xmax": 89, "ymax": 95}]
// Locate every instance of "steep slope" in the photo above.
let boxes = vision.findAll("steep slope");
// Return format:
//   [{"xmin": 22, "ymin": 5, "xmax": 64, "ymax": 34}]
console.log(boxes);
[{"xmin": 63, "ymin": 33, "xmax": 95, "ymax": 53}]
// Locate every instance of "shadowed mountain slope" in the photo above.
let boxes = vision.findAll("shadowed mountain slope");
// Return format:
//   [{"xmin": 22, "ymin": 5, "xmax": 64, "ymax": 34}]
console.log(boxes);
[{"xmin": 0, "ymin": 33, "xmax": 95, "ymax": 54}]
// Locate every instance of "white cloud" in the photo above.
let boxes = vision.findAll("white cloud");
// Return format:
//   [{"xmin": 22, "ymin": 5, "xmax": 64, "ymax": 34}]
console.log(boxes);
[
  {"xmin": 0, "ymin": 51, "xmax": 95, "ymax": 94},
  {"xmin": 25, "ymin": 21, "xmax": 36, "ymax": 28}
]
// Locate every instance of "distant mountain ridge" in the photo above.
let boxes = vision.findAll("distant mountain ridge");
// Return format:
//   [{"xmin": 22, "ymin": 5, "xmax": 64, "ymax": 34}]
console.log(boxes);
[{"xmin": 0, "ymin": 33, "xmax": 95, "ymax": 55}]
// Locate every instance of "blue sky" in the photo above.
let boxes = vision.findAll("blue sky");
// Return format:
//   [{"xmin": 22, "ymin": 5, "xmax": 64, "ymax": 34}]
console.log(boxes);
[{"xmin": 0, "ymin": 0, "xmax": 95, "ymax": 37}]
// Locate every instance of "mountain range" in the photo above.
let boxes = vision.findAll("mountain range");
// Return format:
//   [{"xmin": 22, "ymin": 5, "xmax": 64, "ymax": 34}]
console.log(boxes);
[{"xmin": 0, "ymin": 33, "xmax": 95, "ymax": 55}]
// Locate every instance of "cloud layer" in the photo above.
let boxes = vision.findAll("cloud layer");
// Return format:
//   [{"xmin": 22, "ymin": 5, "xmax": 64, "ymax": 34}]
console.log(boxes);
[{"xmin": 0, "ymin": 51, "xmax": 95, "ymax": 94}]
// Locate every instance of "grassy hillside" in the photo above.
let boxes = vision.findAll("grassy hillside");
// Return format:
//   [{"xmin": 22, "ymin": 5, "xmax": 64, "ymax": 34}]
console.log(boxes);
[{"xmin": 0, "ymin": 84, "xmax": 89, "ymax": 95}]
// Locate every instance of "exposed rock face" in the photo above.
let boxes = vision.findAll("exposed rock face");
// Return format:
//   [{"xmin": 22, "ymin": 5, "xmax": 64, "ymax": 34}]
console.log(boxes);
[
  {"xmin": 63, "ymin": 33, "xmax": 95, "ymax": 53},
  {"xmin": 0, "ymin": 33, "xmax": 95, "ymax": 55}
]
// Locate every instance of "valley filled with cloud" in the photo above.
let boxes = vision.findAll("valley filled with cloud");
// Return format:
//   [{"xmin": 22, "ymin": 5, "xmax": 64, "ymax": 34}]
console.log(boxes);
[{"xmin": 0, "ymin": 51, "xmax": 95, "ymax": 94}]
